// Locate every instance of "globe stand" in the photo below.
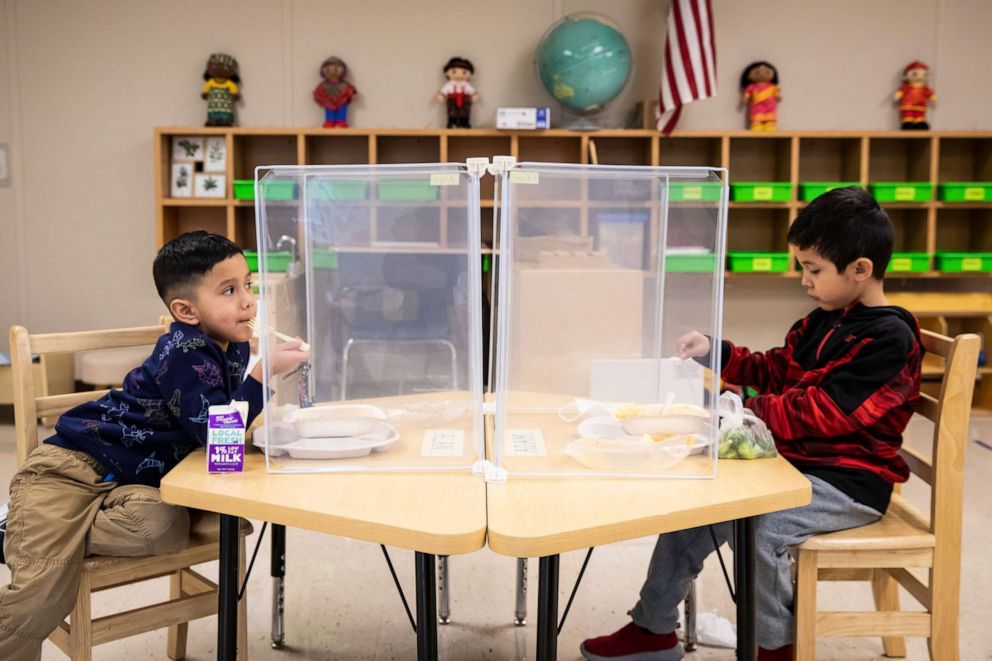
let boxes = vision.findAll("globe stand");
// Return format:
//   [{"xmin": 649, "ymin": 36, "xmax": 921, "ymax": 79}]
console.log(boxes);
[{"xmin": 558, "ymin": 106, "xmax": 609, "ymax": 131}]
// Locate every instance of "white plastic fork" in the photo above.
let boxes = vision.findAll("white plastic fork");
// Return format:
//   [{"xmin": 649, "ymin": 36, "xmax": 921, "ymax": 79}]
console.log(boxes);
[{"xmin": 247, "ymin": 318, "xmax": 311, "ymax": 352}]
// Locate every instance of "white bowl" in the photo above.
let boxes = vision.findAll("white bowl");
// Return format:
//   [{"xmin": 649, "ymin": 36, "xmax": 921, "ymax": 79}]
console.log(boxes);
[
  {"xmin": 288, "ymin": 404, "xmax": 386, "ymax": 438},
  {"xmin": 613, "ymin": 403, "xmax": 710, "ymax": 436}
]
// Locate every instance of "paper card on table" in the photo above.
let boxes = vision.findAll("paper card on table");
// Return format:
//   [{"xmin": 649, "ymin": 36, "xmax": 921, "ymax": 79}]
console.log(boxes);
[
  {"xmin": 421, "ymin": 429, "xmax": 464, "ymax": 457},
  {"xmin": 503, "ymin": 428, "xmax": 547, "ymax": 456}
]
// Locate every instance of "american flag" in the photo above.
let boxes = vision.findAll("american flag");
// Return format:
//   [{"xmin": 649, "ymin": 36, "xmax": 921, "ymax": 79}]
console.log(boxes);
[{"xmin": 656, "ymin": 0, "xmax": 717, "ymax": 135}]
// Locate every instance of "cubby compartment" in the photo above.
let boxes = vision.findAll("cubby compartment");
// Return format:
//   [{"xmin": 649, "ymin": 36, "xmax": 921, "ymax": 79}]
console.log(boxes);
[
  {"xmin": 306, "ymin": 134, "xmax": 370, "ymax": 165},
  {"xmin": 658, "ymin": 136, "xmax": 722, "ymax": 168},
  {"xmin": 935, "ymin": 208, "xmax": 992, "ymax": 252},
  {"xmin": 308, "ymin": 202, "xmax": 371, "ymax": 248},
  {"xmin": 728, "ymin": 136, "xmax": 792, "ymax": 182},
  {"xmin": 886, "ymin": 208, "xmax": 929, "ymax": 253},
  {"xmin": 937, "ymin": 137, "xmax": 992, "ymax": 182},
  {"xmin": 446, "ymin": 135, "xmax": 511, "ymax": 201},
  {"xmin": 513, "ymin": 206, "xmax": 582, "ymax": 238},
  {"xmin": 726, "ymin": 208, "xmax": 790, "ymax": 253},
  {"xmin": 588, "ymin": 136, "xmax": 653, "ymax": 165},
  {"xmin": 797, "ymin": 137, "xmax": 862, "ymax": 182},
  {"xmin": 867, "ymin": 136, "xmax": 931, "ymax": 182},
  {"xmin": 517, "ymin": 136, "xmax": 582, "ymax": 163},
  {"xmin": 248, "ymin": 203, "xmax": 301, "ymax": 252},
  {"xmin": 233, "ymin": 134, "xmax": 298, "ymax": 180},
  {"xmin": 375, "ymin": 135, "xmax": 440, "ymax": 164},
  {"xmin": 161, "ymin": 205, "xmax": 227, "ymax": 246},
  {"xmin": 373, "ymin": 205, "xmax": 441, "ymax": 245}
]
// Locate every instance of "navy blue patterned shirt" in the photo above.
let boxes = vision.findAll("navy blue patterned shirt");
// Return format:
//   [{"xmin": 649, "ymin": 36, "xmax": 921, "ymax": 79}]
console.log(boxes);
[{"xmin": 46, "ymin": 322, "xmax": 265, "ymax": 487}]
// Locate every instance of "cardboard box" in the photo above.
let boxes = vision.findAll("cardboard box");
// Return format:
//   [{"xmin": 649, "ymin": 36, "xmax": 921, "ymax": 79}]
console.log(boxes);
[{"xmin": 497, "ymin": 107, "xmax": 550, "ymax": 130}]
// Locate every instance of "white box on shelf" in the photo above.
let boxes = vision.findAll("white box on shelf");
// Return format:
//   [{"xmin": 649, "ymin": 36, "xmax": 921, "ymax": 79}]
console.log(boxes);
[
  {"xmin": 193, "ymin": 173, "xmax": 226, "ymax": 198},
  {"xmin": 171, "ymin": 136, "xmax": 205, "ymax": 161},
  {"xmin": 204, "ymin": 136, "xmax": 227, "ymax": 173},
  {"xmin": 497, "ymin": 107, "xmax": 550, "ymax": 130},
  {"xmin": 170, "ymin": 162, "xmax": 194, "ymax": 198}
]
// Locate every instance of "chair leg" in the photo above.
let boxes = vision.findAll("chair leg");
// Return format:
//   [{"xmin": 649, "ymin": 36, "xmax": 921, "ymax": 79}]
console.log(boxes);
[
  {"xmin": 871, "ymin": 569, "xmax": 906, "ymax": 658},
  {"xmin": 928, "ymin": 567, "xmax": 959, "ymax": 661},
  {"xmin": 167, "ymin": 569, "xmax": 189, "ymax": 660},
  {"xmin": 793, "ymin": 548, "xmax": 818, "ymax": 661},
  {"xmin": 683, "ymin": 579, "xmax": 697, "ymax": 652},
  {"xmin": 69, "ymin": 572, "xmax": 93, "ymax": 661},
  {"xmin": 238, "ymin": 531, "xmax": 249, "ymax": 660}
]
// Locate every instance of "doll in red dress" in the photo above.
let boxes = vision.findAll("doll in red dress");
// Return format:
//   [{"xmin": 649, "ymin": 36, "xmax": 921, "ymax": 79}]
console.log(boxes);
[
  {"xmin": 314, "ymin": 57, "xmax": 357, "ymax": 128},
  {"xmin": 740, "ymin": 61, "xmax": 781, "ymax": 131},
  {"xmin": 893, "ymin": 61, "xmax": 935, "ymax": 130}
]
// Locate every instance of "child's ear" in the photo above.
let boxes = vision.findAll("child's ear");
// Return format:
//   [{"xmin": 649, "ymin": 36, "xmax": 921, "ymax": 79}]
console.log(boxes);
[
  {"xmin": 852, "ymin": 258, "xmax": 874, "ymax": 280},
  {"xmin": 168, "ymin": 297, "xmax": 199, "ymax": 325}
]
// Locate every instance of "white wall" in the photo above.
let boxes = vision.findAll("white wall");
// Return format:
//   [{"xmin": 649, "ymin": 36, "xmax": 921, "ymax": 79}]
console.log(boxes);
[{"xmin": 1, "ymin": 0, "xmax": 990, "ymax": 353}]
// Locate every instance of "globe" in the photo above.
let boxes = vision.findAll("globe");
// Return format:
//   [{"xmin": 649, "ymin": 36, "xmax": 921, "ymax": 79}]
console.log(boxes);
[{"xmin": 536, "ymin": 13, "xmax": 632, "ymax": 114}]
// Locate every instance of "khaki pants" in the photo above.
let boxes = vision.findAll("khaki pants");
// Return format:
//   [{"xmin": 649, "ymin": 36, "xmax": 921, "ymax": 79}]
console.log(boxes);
[{"xmin": 0, "ymin": 444, "xmax": 190, "ymax": 661}]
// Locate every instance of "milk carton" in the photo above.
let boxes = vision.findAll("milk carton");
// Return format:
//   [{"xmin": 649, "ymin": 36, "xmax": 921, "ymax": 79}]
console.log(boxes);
[{"xmin": 207, "ymin": 401, "xmax": 249, "ymax": 473}]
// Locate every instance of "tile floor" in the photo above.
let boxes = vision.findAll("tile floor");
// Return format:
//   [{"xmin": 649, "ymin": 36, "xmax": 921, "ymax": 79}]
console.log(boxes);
[{"xmin": 1, "ymin": 414, "xmax": 990, "ymax": 660}]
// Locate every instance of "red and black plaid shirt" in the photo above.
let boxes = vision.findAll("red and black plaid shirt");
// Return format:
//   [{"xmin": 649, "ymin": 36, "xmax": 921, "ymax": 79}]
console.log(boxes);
[{"xmin": 721, "ymin": 303, "xmax": 922, "ymax": 512}]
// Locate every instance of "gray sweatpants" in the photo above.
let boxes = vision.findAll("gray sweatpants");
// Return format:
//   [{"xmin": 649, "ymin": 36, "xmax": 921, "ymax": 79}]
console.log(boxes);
[{"xmin": 631, "ymin": 474, "xmax": 882, "ymax": 650}]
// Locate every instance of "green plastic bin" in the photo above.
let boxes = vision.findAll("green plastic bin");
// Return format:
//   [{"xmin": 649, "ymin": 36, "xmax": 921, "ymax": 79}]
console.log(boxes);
[
  {"xmin": 868, "ymin": 182, "xmax": 932, "ymax": 203},
  {"xmin": 665, "ymin": 252, "xmax": 717, "ymax": 272},
  {"xmin": 310, "ymin": 181, "xmax": 368, "ymax": 201},
  {"xmin": 727, "ymin": 252, "xmax": 790, "ymax": 273},
  {"xmin": 938, "ymin": 182, "xmax": 992, "ymax": 202},
  {"xmin": 377, "ymin": 180, "xmax": 438, "ymax": 201},
  {"xmin": 730, "ymin": 182, "xmax": 792, "ymax": 202},
  {"xmin": 233, "ymin": 180, "xmax": 297, "ymax": 201},
  {"xmin": 799, "ymin": 182, "xmax": 860, "ymax": 201},
  {"xmin": 886, "ymin": 252, "xmax": 931, "ymax": 273},
  {"xmin": 311, "ymin": 249, "xmax": 339, "ymax": 269},
  {"xmin": 934, "ymin": 251, "xmax": 992, "ymax": 273},
  {"xmin": 668, "ymin": 181, "xmax": 723, "ymax": 202},
  {"xmin": 244, "ymin": 251, "xmax": 292, "ymax": 273}
]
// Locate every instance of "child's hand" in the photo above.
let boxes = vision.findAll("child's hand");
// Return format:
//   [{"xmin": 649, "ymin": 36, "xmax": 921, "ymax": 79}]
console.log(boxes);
[
  {"xmin": 677, "ymin": 331, "xmax": 710, "ymax": 359},
  {"xmin": 250, "ymin": 338, "xmax": 310, "ymax": 382}
]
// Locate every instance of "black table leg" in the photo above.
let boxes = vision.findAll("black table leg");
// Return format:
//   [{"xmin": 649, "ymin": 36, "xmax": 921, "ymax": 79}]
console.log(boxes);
[
  {"xmin": 415, "ymin": 551, "xmax": 438, "ymax": 661},
  {"xmin": 734, "ymin": 518, "xmax": 756, "ymax": 661},
  {"xmin": 271, "ymin": 523, "xmax": 286, "ymax": 648},
  {"xmin": 536, "ymin": 554, "xmax": 560, "ymax": 661},
  {"xmin": 218, "ymin": 514, "xmax": 240, "ymax": 661}
]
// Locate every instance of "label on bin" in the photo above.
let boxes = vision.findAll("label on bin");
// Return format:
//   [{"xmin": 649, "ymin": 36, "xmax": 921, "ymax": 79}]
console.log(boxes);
[
  {"xmin": 682, "ymin": 185, "xmax": 702, "ymax": 200},
  {"xmin": 421, "ymin": 429, "xmax": 464, "ymax": 457},
  {"xmin": 964, "ymin": 187, "xmax": 984, "ymax": 201},
  {"xmin": 503, "ymin": 428, "xmax": 547, "ymax": 456},
  {"xmin": 510, "ymin": 170, "xmax": 540, "ymax": 185},
  {"xmin": 752, "ymin": 257, "xmax": 773, "ymax": 271},
  {"xmin": 430, "ymin": 173, "xmax": 459, "ymax": 187},
  {"xmin": 890, "ymin": 258, "xmax": 911, "ymax": 271},
  {"xmin": 895, "ymin": 187, "xmax": 915, "ymax": 201},
  {"xmin": 753, "ymin": 187, "xmax": 773, "ymax": 200},
  {"xmin": 962, "ymin": 258, "xmax": 982, "ymax": 271}
]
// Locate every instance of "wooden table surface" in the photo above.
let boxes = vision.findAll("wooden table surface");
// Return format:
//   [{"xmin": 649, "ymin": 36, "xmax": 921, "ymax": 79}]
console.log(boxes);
[
  {"xmin": 487, "ymin": 455, "xmax": 811, "ymax": 557},
  {"xmin": 160, "ymin": 449, "xmax": 488, "ymax": 556}
]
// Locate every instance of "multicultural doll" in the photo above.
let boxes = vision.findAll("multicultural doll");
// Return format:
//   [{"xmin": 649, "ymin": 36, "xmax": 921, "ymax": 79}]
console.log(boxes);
[
  {"xmin": 313, "ymin": 56, "xmax": 357, "ymax": 128},
  {"xmin": 436, "ymin": 57, "xmax": 479, "ymax": 128},
  {"xmin": 893, "ymin": 61, "xmax": 935, "ymax": 130},
  {"xmin": 201, "ymin": 53, "xmax": 241, "ymax": 127},
  {"xmin": 739, "ymin": 61, "xmax": 781, "ymax": 131}
]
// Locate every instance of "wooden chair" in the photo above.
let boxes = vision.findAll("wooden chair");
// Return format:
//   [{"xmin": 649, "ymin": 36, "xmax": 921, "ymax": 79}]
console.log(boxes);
[
  {"xmin": 9, "ymin": 323, "xmax": 252, "ymax": 660},
  {"xmin": 793, "ymin": 330, "xmax": 980, "ymax": 660}
]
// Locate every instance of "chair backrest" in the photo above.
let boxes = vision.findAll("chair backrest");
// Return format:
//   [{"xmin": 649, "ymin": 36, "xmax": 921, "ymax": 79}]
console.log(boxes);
[
  {"xmin": 9, "ymin": 323, "xmax": 169, "ymax": 466},
  {"xmin": 901, "ymin": 330, "xmax": 980, "ymax": 546}
]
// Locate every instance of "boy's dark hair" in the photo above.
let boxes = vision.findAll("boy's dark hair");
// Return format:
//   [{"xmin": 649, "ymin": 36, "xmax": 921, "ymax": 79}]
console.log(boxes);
[
  {"xmin": 787, "ymin": 187, "xmax": 893, "ymax": 279},
  {"xmin": 153, "ymin": 231, "xmax": 244, "ymax": 304}
]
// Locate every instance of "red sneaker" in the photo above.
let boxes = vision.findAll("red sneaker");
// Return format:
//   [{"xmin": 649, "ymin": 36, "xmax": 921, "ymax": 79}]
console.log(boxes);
[
  {"xmin": 580, "ymin": 622, "xmax": 683, "ymax": 660},
  {"xmin": 757, "ymin": 644, "xmax": 794, "ymax": 661}
]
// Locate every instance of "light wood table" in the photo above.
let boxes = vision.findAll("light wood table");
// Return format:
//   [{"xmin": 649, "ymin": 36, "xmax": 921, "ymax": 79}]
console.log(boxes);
[
  {"xmin": 487, "ymin": 456, "xmax": 812, "ymax": 660},
  {"xmin": 160, "ymin": 449, "xmax": 487, "ymax": 661}
]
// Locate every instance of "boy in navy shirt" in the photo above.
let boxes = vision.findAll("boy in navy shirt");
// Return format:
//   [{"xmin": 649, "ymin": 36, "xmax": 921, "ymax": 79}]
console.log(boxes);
[
  {"xmin": 581, "ymin": 188, "xmax": 922, "ymax": 661},
  {"xmin": 0, "ymin": 232, "xmax": 308, "ymax": 659}
]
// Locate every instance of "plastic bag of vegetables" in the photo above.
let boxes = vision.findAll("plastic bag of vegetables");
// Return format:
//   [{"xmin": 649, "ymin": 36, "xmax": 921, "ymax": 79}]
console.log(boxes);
[{"xmin": 717, "ymin": 392, "xmax": 776, "ymax": 459}]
